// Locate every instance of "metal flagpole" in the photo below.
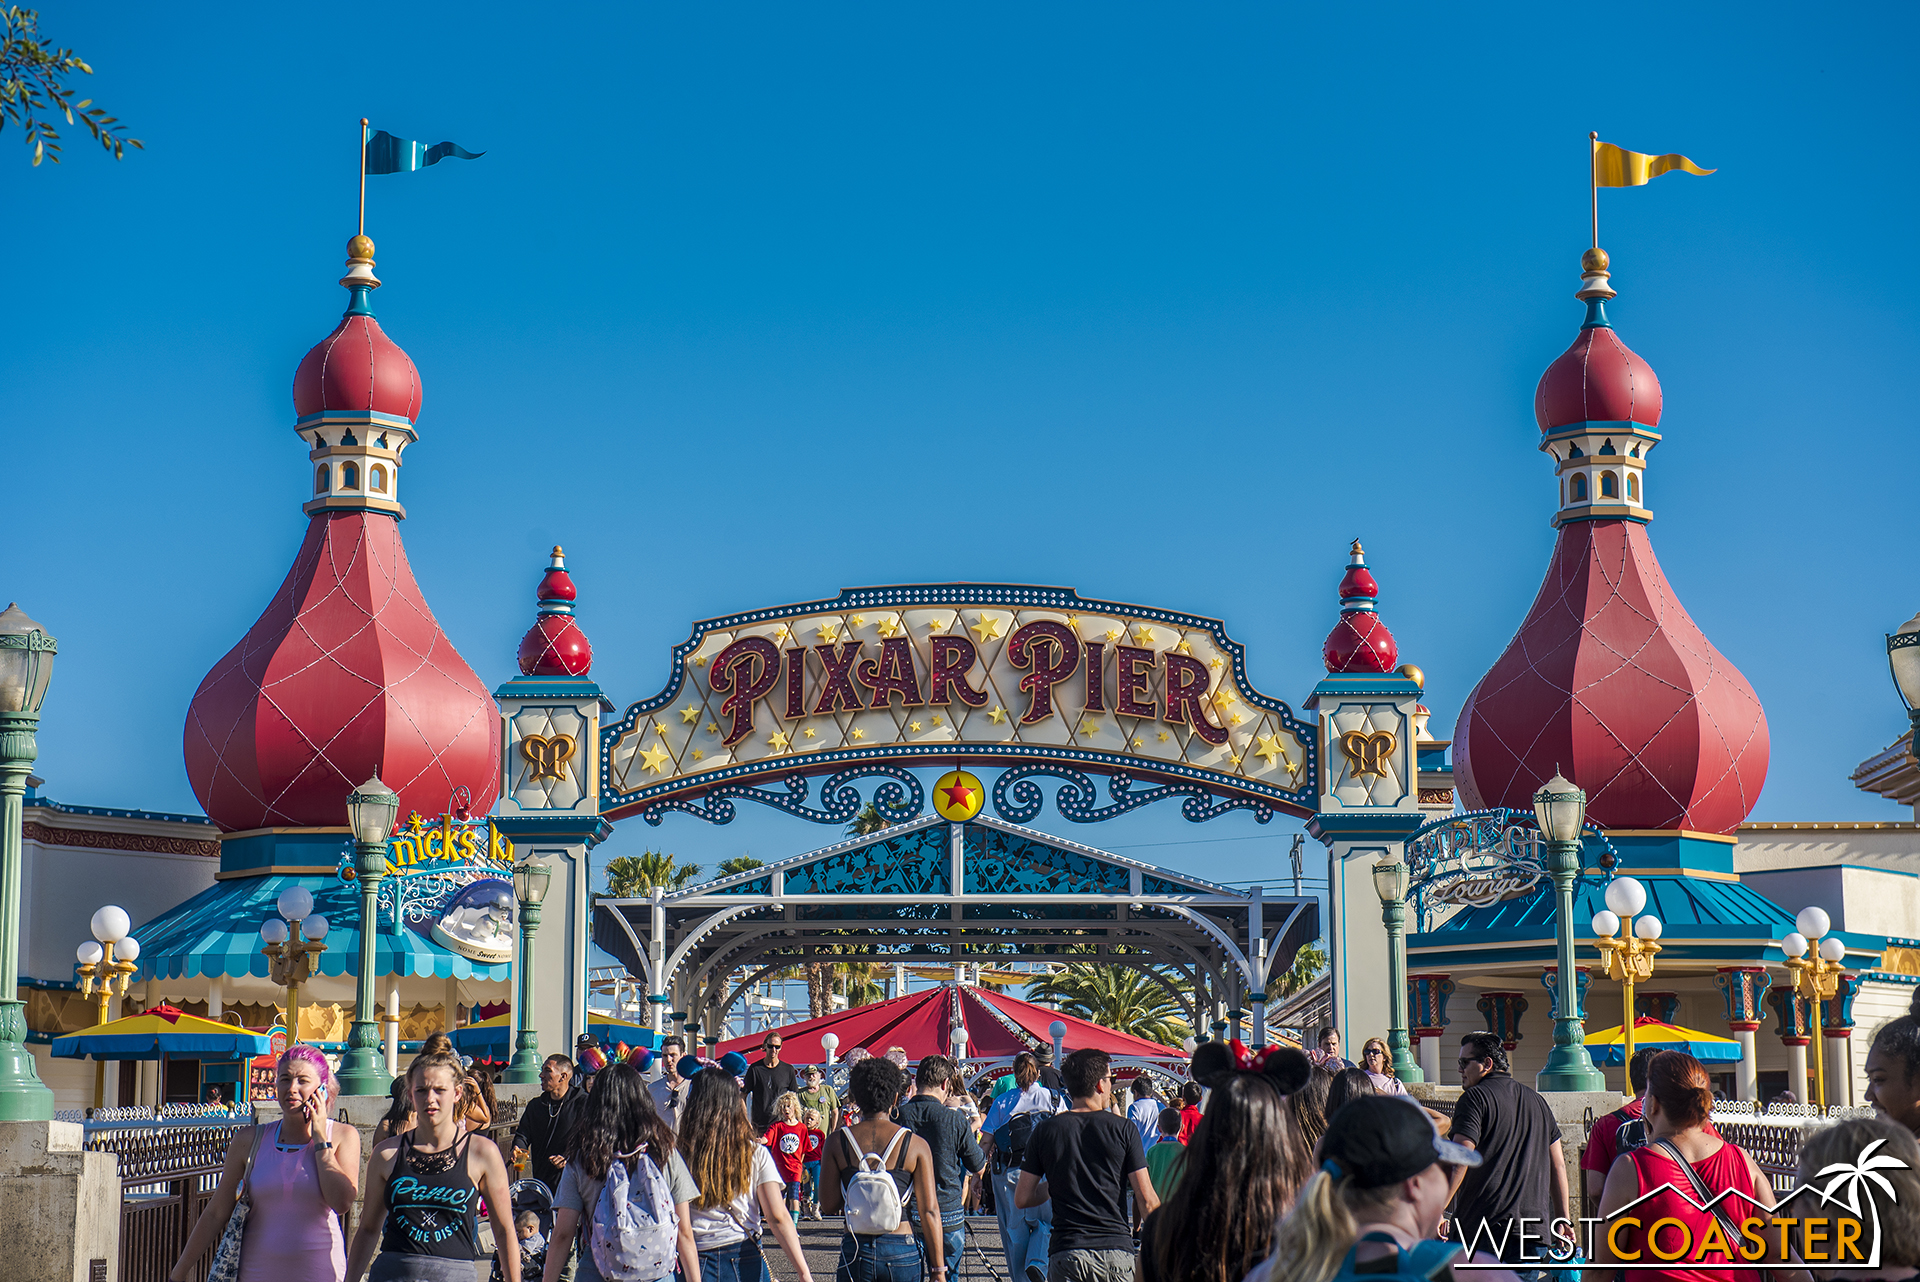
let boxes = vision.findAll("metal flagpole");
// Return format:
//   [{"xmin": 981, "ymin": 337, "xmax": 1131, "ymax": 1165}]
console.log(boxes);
[
  {"xmin": 359, "ymin": 118, "xmax": 370, "ymax": 236},
  {"xmin": 1589, "ymin": 130, "xmax": 1605, "ymax": 249}
]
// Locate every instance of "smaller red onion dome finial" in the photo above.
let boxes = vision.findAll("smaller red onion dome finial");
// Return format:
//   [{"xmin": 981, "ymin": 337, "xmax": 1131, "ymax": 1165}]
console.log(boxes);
[
  {"xmin": 516, "ymin": 545, "xmax": 594, "ymax": 677},
  {"xmin": 1322, "ymin": 539, "xmax": 1399, "ymax": 674}
]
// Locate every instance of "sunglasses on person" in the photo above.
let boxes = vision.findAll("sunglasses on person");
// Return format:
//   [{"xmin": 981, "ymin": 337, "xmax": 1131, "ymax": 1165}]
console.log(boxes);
[
  {"xmin": 1457, "ymin": 1057, "xmax": 1488, "ymax": 1068},
  {"xmin": 1364, "ymin": 1049, "xmax": 1386, "ymax": 1059}
]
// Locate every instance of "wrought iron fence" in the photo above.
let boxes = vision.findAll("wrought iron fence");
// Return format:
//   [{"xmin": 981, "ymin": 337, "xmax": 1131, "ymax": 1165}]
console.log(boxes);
[{"xmin": 87, "ymin": 1117, "xmax": 250, "ymax": 1282}]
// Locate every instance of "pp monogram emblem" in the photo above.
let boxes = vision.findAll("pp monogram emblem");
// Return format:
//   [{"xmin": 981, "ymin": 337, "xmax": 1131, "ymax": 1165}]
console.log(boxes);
[
  {"xmin": 1339, "ymin": 730, "xmax": 1396, "ymax": 779},
  {"xmin": 520, "ymin": 733, "xmax": 576, "ymax": 781}
]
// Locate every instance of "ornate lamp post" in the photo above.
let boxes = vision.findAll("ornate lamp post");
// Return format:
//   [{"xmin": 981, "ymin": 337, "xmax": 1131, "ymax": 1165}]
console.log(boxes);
[
  {"xmin": 1592, "ymin": 876, "xmax": 1662, "ymax": 1068},
  {"xmin": 0, "ymin": 603, "xmax": 57, "ymax": 1119},
  {"xmin": 1886, "ymin": 613, "xmax": 1920, "ymax": 747},
  {"xmin": 1371, "ymin": 856, "xmax": 1423, "ymax": 1083},
  {"xmin": 1533, "ymin": 775, "xmax": 1606, "ymax": 1091},
  {"xmin": 261, "ymin": 887, "xmax": 329, "ymax": 1045},
  {"xmin": 504, "ymin": 855, "xmax": 552, "ymax": 1084},
  {"xmin": 76, "ymin": 906, "xmax": 140, "ymax": 1108},
  {"xmin": 337, "ymin": 774, "xmax": 399, "ymax": 1094},
  {"xmin": 1781, "ymin": 906, "xmax": 1848, "ymax": 1114},
  {"xmin": 821, "ymin": 1031, "xmax": 840, "ymax": 1066}
]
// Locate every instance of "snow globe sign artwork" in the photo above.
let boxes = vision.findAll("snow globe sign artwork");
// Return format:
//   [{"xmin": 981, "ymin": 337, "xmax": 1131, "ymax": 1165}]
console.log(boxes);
[{"xmin": 338, "ymin": 812, "xmax": 518, "ymax": 964}]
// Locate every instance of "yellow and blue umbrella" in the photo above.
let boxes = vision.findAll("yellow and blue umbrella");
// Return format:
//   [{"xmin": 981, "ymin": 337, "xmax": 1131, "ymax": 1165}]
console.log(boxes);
[
  {"xmin": 52, "ymin": 1004, "xmax": 274, "ymax": 1061},
  {"xmin": 1583, "ymin": 1016, "xmax": 1742, "ymax": 1066}
]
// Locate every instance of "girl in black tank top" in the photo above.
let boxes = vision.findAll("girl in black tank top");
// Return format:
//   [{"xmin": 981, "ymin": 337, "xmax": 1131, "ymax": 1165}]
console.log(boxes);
[{"xmin": 379, "ymin": 1132, "xmax": 480, "ymax": 1260}]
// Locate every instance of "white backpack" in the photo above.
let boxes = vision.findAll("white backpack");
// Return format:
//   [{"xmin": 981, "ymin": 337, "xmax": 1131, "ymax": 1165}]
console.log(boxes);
[
  {"xmin": 590, "ymin": 1152, "xmax": 679, "ymax": 1282},
  {"xmin": 839, "ymin": 1126, "xmax": 908, "ymax": 1235}
]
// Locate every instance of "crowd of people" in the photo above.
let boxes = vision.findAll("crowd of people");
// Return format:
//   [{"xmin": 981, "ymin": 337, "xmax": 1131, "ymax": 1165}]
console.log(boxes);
[{"xmin": 158, "ymin": 999, "xmax": 1920, "ymax": 1282}]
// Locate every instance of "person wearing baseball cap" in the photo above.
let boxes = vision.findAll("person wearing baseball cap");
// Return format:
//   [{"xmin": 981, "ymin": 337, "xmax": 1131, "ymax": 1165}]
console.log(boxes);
[{"xmin": 1254, "ymin": 1096, "xmax": 1522, "ymax": 1282}]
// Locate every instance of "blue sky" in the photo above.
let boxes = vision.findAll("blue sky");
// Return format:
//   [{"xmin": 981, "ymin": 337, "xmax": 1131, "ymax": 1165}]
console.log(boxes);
[{"xmin": 9, "ymin": 4, "xmax": 1919, "ymax": 902}]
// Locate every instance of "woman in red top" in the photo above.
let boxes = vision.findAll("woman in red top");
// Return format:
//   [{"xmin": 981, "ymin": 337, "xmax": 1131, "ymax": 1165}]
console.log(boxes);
[{"xmin": 1593, "ymin": 1051, "xmax": 1786, "ymax": 1282}]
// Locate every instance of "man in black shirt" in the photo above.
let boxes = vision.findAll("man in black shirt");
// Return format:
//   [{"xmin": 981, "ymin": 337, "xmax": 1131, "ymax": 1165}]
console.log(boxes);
[
  {"xmin": 513, "ymin": 1054, "xmax": 584, "ymax": 1193},
  {"xmin": 743, "ymin": 1032, "xmax": 799, "ymax": 1131},
  {"xmin": 1447, "ymin": 1031, "xmax": 1572, "ymax": 1273},
  {"xmin": 897, "ymin": 1054, "xmax": 986, "ymax": 1273},
  {"xmin": 1037, "ymin": 1047, "xmax": 1065, "ymax": 1094},
  {"xmin": 1016, "ymin": 1048, "xmax": 1157, "ymax": 1282}
]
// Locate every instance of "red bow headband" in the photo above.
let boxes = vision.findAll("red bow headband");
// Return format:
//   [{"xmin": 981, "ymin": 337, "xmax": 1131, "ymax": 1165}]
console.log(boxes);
[{"xmin": 1227, "ymin": 1039, "xmax": 1290, "ymax": 1073}]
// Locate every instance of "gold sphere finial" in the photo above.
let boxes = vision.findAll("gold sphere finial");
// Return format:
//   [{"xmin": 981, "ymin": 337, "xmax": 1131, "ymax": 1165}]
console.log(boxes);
[
  {"xmin": 1397, "ymin": 663, "xmax": 1425, "ymax": 690},
  {"xmin": 1582, "ymin": 246, "xmax": 1609, "ymax": 273},
  {"xmin": 1349, "ymin": 538, "xmax": 1364, "ymax": 557},
  {"xmin": 552, "ymin": 545, "xmax": 564, "ymax": 557},
  {"xmin": 348, "ymin": 234, "xmax": 375, "ymax": 260}
]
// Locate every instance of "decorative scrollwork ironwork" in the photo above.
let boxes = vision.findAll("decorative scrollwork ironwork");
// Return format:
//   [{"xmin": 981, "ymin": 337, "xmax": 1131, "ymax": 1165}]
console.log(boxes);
[
  {"xmin": 991, "ymin": 765, "xmax": 1275, "ymax": 825},
  {"xmin": 639, "ymin": 765, "xmax": 925, "ymax": 827}
]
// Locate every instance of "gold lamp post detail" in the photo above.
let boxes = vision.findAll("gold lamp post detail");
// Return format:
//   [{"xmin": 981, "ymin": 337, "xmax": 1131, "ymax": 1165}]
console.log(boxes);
[
  {"xmin": 1781, "ymin": 906, "xmax": 1847, "ymax": 1114},
  {"xmin": 75, "ymin": 904, "xmax": 140, "ymax": 1109},
  {"xmin": 261, "ymin": 887, "xmax": 329, "ymax": 1044},
  {"xmin": 1592, "ymin": 876, "xmax": 1662, "ymax": 1069}
]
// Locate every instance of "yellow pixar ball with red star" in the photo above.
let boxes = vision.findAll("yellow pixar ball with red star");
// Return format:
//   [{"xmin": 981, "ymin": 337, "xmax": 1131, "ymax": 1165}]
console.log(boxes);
[{"xmin": 932, "ymin": 769, "xmax": 985, "ymax": 822}]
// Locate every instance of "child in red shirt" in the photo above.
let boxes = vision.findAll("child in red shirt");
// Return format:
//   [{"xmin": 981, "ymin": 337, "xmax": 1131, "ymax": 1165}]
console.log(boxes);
[
  {"xmin": 763, "ymin": 1092, "xmax": 809, "ymax": 1218},
  {"xmin": 801, "ymin": 1106, "xmax": 827, "ymax": 1220}
]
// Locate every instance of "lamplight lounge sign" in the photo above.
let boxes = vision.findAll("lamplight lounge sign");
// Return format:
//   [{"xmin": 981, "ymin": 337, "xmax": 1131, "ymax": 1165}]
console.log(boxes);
[{"xmin": 601, "ymin": 585, "xmax": 1319, "ymax": 824}]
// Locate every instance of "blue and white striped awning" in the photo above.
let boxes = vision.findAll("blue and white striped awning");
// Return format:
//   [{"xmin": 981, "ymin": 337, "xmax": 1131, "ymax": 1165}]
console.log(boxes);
[{"xmin": 129, "ymin": 873, "xmax": 510, "ymax": 983}]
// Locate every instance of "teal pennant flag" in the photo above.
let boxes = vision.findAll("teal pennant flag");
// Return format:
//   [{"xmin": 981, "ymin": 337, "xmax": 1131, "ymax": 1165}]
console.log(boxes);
[{"xmin": 365, "ymin": 129, "xmax": 484, "ymax": 174}]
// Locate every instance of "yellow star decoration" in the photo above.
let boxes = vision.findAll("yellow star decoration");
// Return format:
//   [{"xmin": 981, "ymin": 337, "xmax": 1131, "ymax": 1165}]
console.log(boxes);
[
  {"xmin": 1254, "ymin": 734, "xmax": 1285, "ymax": 768},
  {"xmin": 640, "ymin": 743, "xmax": 671, "ymax": 774},
  {"xmin": 816, "ymin": 622, "xmax": 840, "ymax": 643},
  {"xmin": 1132, "ymin": 625, "xmax": 1156, "ymax": 646},
  {"xmin": 969, "ymin": 613, "xmax": 1005, "ymax": 643},
  {"xmin": 773, "ymin": 624, "xmax": 790, "ymax": 641},
  {"xmin": 1229, "ymin": 753, "xmax": 1242, "ymax": 765},
  {"xmin": 679, "ymin": 706, "xmax": 700, "ymax": 724},
  {"xmin": 987, "ymin": 705, "xmax": 1008, "ymax": 725},
  {"xmin": 1157, "ymin": 731, "xmax": 1170, "ymax": 743},
  {"xmin": 1067, "ymin": 615, "xmax": 1080, "ymax": 630},
  {"xmin": 851, "ymin": 614, "xmax": 867, "ymax": 628},
  {"xmin": 1131, "ymin": 737, "xmax": 1143, "ymax": 749},
  {"xmin": 769, "ymin": 731, "xmax": 791, "ymax": 752},
  {"xmin": 1080, "ymin": 720, "xmax": 1099, "ymax": 738},
  {"xmin": 692, "ymin": 749, "xmax": 705, "ymax": 761},
  {"xmin": 877, "ymin": 616, "xmax": 902, "ymax": 638},
  {"xmin": 803, "ymin": 728, "xmax": 818, "ymax": 739},
  {"xmin": 851, "ymin": 727, "xmax": 866, "ymax": 741},
  {"xmin": 1104, "ymin": 629, "xmax": 1121, "ymax": 643},
  {"xmin": 1232, "ymin": 714, "xmax": 1245, "ymax": 725},
  {"xmin": 653, "ymin": 721, "xmax": 668, "ymax": 737},
  {"xmin": 927, "ymin": 616, "xmax": 948, "ymax": 633},
  {"xmin": 1209, "ymin": 657, "xmax": 1224, "ymax": 670},
  {"xmin": 706, "ymin": 722, "xmax": 719, "ymax": 735},
  {"xmin": 931, "ymin": 715, "xmax": 944, "ymax": 726},
  {"xmin": 1175, "ymin": 639, "xmax": 1192, "ymax": 655},
  {"xmin": 909, "ymin": 721, "xmax": 923, "ymax": 732},
  {"xmin": 1211, "ymin": 688, "xmax": 1237, "ymax": 710}
]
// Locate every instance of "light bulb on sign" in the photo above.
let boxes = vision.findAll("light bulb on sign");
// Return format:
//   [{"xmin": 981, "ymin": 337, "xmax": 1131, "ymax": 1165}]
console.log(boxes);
[{"xmin": 1591, "ymin": 910, "xmax": 1620, "ymax": 938}]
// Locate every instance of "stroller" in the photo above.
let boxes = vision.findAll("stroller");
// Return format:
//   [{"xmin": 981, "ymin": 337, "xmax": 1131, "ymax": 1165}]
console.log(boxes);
[{"xmin": 489, "ymin": 1178, "xmax": 555, "ymax": 1282}]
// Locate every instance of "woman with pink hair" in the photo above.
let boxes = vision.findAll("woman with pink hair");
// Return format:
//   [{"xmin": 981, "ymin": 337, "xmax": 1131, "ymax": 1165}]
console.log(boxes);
[{"xmin": 168, "ymin": 1044, "xmax": 363, "ymax": 1282}]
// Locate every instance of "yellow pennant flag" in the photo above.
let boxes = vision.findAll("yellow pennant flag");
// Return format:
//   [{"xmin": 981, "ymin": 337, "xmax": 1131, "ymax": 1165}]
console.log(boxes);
[{"xmin": 1594, "ymin": 140, "xmax": 1715, "ymax": 187}]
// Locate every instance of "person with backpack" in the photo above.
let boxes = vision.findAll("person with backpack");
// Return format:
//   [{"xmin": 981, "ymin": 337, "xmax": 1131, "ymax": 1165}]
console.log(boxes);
[
  {"xmin": 980, "ymin": 1052, "xmax": 1066, "ymax": 1282},
  {"xmin": 675, "ymin": 1066, "xmax": 813, "ymax": 1282},
  {"xmin": 1252, "ymin": 1095, "xmax": 1517, "ymax": 1282},
  {"xmin": 1013, "ymin": 1048, "xmax": 1159, "ymax": 1282},
  {"xmin": 1581, "ymin": 1046, "xmax": 1660, "ymax": 1205},
  {"xmin": 541, "ymin": 1063, "xmax": 698, "ymax": 1282},
  {"xmin": 818, "ymin": 1055, "xmax": 944, "ymax": 1282}
]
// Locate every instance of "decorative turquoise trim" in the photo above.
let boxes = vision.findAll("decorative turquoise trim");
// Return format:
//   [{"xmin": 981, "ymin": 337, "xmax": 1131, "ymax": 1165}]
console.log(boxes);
[
  {"xmin": 1582, "ymin": 297, "xmax": 1611, "ymax": 329},
  {"xmin": 345, "ymin": 285, "xmax": 376, "ymax": 318},
  {"xmin": 1307, "ymin": 812, "xmax": 1425, "ymax": 839}
]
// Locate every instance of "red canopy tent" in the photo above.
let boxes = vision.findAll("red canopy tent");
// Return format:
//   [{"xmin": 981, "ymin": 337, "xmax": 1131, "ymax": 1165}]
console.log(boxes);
[{"xmin": 713, "ymin": 982, "xmax": 1185, "ymax": 1068}]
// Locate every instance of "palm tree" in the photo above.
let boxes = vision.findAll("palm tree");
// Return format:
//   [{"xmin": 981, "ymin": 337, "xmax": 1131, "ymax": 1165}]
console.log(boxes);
[
  {"xmin": 1024, "ymin": 964, "xmax": 1192, "ymax": 1046},
  {"xmin": 1277, "ymin": 941, "xmax": 1328, "ymax": 997},
  {"xmin": 846, "ymin": 803, "xmax": 891, "ymax": 837},
  {"xmin": 834, "ymin": 960, "xmax": 889, "ymax": 1009},
  {"xmin": 603, "ymin": 850, "xmax": 702, "ymax": 898},
  {"xmin": 717, "ymin": 854, "xmax": 765, "ymax": 876}
]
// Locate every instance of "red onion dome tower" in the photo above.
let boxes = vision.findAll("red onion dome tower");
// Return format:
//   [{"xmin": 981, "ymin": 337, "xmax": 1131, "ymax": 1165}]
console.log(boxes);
[
  {"xmin": 182, "ymin": 237, "xmax": 501, "ymax": 831},
  {"xmin": 517, "ymin": 546, "xmax": 594, "ymax": 677},
  {"xmin": 1453, "ymin": 250, "xmax": 1768, "ymax": 835},
  {"xmin": 1322, "ymin": 540, "xmax": 1399, "ymax": 674}
]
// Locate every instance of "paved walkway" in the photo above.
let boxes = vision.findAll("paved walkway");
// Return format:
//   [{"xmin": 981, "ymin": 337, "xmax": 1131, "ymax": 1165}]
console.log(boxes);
[{"xmin": 777, "ymin": 1216, "xmax": 1010, "ymax": 1282}]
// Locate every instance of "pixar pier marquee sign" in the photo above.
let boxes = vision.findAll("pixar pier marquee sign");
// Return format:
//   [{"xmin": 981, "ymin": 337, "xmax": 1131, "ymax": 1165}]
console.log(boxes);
[{"xmin": 594, "ymin": 585, "xmax": 1320, "ymax": 827}]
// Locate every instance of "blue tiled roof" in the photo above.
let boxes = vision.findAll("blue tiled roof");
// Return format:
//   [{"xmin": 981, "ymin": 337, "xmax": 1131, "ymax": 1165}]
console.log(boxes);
[{"xmin": 130, "ymin": 873, "xmax": 509, "ymax": 983}]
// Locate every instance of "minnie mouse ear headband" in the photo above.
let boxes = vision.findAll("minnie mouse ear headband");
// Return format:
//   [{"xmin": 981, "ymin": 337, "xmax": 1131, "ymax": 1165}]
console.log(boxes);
[{"xmin": 1191, "ymin": 1039, "xmax": 1312, "ymax": 1093}]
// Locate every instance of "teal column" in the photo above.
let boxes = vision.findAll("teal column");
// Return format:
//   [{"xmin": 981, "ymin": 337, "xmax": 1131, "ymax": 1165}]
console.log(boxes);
[
  {"xmin": 504, "ymin": 898, "xmax": 543, "ymax": 1084},
  {"xmin": 336, "ymin": 840, "xmax": 392, "ymax": 1095},
  {"xmin": 1379, "ymin": 886, "xmax": 1422, "ymax": 1083},
  {"xmin": 1536, "ymin": 837, "xmax": 1606, "ymax": 1092},
  {"xmin": 0, "ymin": 711, "xmax": 53, "ymax": 1119}
]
